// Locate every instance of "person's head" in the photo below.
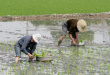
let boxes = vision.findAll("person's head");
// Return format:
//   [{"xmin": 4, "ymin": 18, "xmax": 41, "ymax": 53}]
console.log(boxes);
[
  {"xmin": 31, "ymin": 33, "xmax": 41, "ymax": 43},
  {"xmin": 77, "ymin": 19, "xmax": 87, "ymax": 32},
  {"xmin": 67, "ymin": 19, "xmax": 87, "ymax": 32}
]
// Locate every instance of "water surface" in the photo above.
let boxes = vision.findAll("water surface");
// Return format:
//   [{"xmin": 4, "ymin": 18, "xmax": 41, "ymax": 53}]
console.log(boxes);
[{"xmin": 0, "ymin": 19, "xmax": 110, "ymax": 75}]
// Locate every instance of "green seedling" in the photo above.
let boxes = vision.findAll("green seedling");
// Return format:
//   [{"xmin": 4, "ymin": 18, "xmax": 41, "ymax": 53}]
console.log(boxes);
[
  {"xmin": 79, "ymin": 40, "xmax": 83, "ymax": 43},
  {"xmin": 58, "ymin": 71, "xmax": 60, "ymax": 75},
  {"xmin": 2, "ymin": 41, "xmax": 5, "ymax": 51},
  {"xmin": 51, "ymin": 66, "xmax": 54, "ymax": 75},
  {"xmin": 42, "ymin": 51, "xmax": 45, "ymax": 57},
  {"xmin": 6, "ymin": 41, "xmax": 9, "ymax": 51},
  {"xmin": 57, "ymin": 57, "xmax": 59, "ymax": 63},
  {"xmin": 67, "ymin": 65, "xmax": 70, "ymax": 75},
  {"xmin": 34, "ymin": 52, "xmax": 45, "ymax": 57},
  {"xmin": 107, "ymin": 65, "xmax": 110, "ymax": 71},
  {"xmin": 52, "ymin": 51, "xmax": 54, "ymax": 55}
]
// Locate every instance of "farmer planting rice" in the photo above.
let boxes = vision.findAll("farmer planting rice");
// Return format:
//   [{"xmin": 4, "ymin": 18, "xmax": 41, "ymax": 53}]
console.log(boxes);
[
  {"xmin": 58, "ymin": 19, "xmax": 87, "ymax": 47},
  {"xmin": 14, "ymin": 33, "xmax": 41, "ymax": 63}
]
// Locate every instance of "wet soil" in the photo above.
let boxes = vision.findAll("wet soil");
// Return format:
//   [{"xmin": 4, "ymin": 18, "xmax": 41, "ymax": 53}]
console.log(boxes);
[{"xmin": 0, "ymin": 12, "xmax": 110, "ymax": 21}]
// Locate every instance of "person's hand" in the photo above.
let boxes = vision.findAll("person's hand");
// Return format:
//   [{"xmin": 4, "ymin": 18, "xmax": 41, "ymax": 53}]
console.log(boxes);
[
  {"xmin": 30, "ymin": 55, "xmax": 34, "ymax": 59},
  {"xmin": 28, "ymin": 53, "xmax": 33, "ymax": 59},
  {"xmin": 72, "ymin": 41, "xmax": 76, "ymax": 45}
]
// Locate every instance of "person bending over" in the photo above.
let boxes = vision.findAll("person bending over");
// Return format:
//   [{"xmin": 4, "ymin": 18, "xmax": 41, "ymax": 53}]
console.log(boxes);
[
  {"xmin": 14, "ymin": 33, "xmax": 41, "ymax": 63},
  {"xmin": 58, "ymin": 19, "xmax": 87, "ymax": 47}
]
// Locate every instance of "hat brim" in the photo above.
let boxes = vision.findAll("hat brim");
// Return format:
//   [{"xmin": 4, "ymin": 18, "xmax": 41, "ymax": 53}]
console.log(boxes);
[
  {"xmin": 77, "ymin": 19, "xmax": 87, "ymax": 32},
  {"xmin": 32, "ymin": 34, "xmax": 39, "ymax": 43},
  {"xmin": 77, "ymin": 25, "xmax": 87, "ymax": 32}
]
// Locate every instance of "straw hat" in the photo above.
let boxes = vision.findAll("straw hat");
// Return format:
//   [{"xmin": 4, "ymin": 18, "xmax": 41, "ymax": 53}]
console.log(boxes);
[
  {"xmin": 77, "ymin": 19, "xmax": 87, "ymax": 32},
  {"xmin": 32, "ymin": 33, "xmax": 41, "ymax": 43}
]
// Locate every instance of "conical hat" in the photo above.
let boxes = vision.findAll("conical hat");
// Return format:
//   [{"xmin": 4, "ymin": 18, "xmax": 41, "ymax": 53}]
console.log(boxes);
[{"xmin": 77, "ymin": 19, "xmax": 87, "ymax": 32}]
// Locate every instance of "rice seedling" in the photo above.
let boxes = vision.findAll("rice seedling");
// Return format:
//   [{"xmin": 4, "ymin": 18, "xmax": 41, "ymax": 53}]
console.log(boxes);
[
  {"xmin": 0, "ymin": 36, "xmax": 109, "ymax": 75},
  {"xmin": 94, "ymin": 60, "xmax": 97, "ymax": 70},
  {"xmin": 46, "ymin": 65, "xmax": 49, "ymax": 75},
  {"xmin": 67, "ymin": 66, "xmax": 70, "ymax": 75},
  {"xmin": 6, "ymin": 41, "xmax": 9, "ymax": 51},
  {"xmin": 0, "ymin": 43, "xmax": 1, "ymax": 48},
  {"xmin": 52, "ymin": 51, "xmax": 54, "ymax": 55},
  {"xmin": 57, "ymin": 57, "xmax": 59, "ymax": 64},
  {"xmin": 12, "ymin": 46, "xmax": 15, "ymax": 53},
  {"xmin": 58, "ymin": 71, "xmax": 60, "ymax": 75},
  {"xmin": 2, "ymin": 41, "xmax": 5, "ymax": 51},
  {"xmin": 62, "ymin": 71, "xmax": 64, "ymax": 75},
  {"xmin": 9, "ymin": 43, "xmax": 14, "ymax": 53},
  {"xmin": 51, "ymin": 66, "xmax": 54, "ymax": 75},
  {"xmin": 26, "ymin": 71, "xmax": 28, "ymax": 75},
  {"xmin": 103, "ymin": 71, "xmax": 105, "ymax": 75},
  {"xmin": 40, "ymin": 64, "xmax": 44, "ymax": 71}
]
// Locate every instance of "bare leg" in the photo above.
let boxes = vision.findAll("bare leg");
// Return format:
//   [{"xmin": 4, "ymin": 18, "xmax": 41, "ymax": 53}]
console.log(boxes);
[
  {"xmin": 15, "ymin": 57, "xmax": 20, "ymax": 63},
  {"xmin": 58, "ymin": 36, "xmax": 65, "ymax": 47}
]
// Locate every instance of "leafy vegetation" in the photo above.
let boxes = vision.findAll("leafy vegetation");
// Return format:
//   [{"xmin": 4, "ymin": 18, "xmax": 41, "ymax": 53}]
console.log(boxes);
[
  {"xmin": 79, "ymin": 40, "xmax": 83, "ymax": 43},
  {"xmin": 0, "ymin": 0, "xmax": 110, "ymax": 16},
  {"xmin": 34, "ymin": 51, "xmax": 45, "ymax": 57}
]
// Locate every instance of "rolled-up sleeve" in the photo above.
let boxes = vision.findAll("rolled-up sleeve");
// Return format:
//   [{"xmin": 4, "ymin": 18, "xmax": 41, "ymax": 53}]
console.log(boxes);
[{"xmin": 20, "ymin": 39, "xmax": 29, "ymax": 55}]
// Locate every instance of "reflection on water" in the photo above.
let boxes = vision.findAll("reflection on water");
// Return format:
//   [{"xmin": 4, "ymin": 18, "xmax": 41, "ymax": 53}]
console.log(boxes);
[
  {"xmin": 0, "ymin": 19, "xmax": 110, "ymax": 75},
  {"xmin": 0, "ymin": 19, "xmax": 110, "ymax": 44},
  {"xmin": 93, "ymin": 31, "xmax": 110, "ymax": 44},
  {"xmin": 87, "ymin": 19, "xmax": 110, "ymax": 44}
]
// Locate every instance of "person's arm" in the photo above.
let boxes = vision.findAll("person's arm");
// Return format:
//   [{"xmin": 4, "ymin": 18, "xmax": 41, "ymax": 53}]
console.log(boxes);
[
  {"xmin": 31, "ymin": 43, "xmax": 37, "ymax": 54},
  {"xmin": 28, "ymin": 53, "xmax": 33, "ymax": 57},
  {"xmin": 75, "ymin": 32, "xmax": 79, "ymax": 42},
  {"xmin": 58, "ymin": 36, "xmax": 65, "ymax": 47},
  {"xmin": 20, "ymin": 39, "xmax": 29, "ymax": 55},
  {"xmin": 75, "ymin": 26, "xmax": 79, "ymax": 42},
  {"xmin": 69, "ymin": 34, "xmax": 76, "ymax": 45},
  {"xmin": 20, "ymin": 38, "xmax": 33, "ymax": 58},
  {"xmin": 32, "ymin": 53, "xmax": 34, "ymax": 56},
  {"xmin": 29, "ymin": 44, "xmax": 36, "ymax": 62}
]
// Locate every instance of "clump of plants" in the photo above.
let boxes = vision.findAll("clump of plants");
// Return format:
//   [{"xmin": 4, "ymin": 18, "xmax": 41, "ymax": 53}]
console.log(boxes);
[
  {"xmin": 79, "ymin": 40, "xmax": 83, "ymax": 43},
  {"xmin": 34, "ymin": 52, "xmax": 45, "ymax": 57}
]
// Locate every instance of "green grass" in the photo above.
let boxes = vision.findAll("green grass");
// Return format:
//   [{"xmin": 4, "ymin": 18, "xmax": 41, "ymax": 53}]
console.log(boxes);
[{"xmin": 0, "ymin": 0, "xmax": 110, "ymax": 16}]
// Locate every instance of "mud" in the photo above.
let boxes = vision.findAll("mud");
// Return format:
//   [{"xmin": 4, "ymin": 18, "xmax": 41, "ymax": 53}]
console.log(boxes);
[
  {"xmin": 0, "ymin": 18, "xmax": 110, "ymax": 75},
  {"xmin": 0, "ymin": 12, "xmax": 110, "ymax": 21}
]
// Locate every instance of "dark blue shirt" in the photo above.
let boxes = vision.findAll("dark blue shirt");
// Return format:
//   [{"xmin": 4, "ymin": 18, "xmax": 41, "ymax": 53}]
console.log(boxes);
[{"xmin": 18, "ymin": 36, "xmax": 37, "ymax": 55}]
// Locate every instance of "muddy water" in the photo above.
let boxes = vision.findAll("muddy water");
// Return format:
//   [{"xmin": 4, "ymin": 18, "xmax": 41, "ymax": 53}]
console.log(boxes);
[{"xmin": 0, "ymin": 19, "xmax": 110, "ymax": 75}]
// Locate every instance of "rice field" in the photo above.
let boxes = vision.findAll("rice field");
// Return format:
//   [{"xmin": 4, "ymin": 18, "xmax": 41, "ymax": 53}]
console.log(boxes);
[
  {"xmin": 0, "ymin": 0, "xmax": 110, "ymax": 16},
  {"xmin": 0, "ymin": 19, "xmax": 110, "ymax": 75},
  {"xmin": 0, "ymin": 41, "xmax": 110, "ymax": 75}
]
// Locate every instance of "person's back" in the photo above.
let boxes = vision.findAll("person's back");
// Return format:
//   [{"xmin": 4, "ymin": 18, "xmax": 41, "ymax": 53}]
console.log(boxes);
[
  {"xmin": 14, "ymin": 34, "xmax": 41, "ymax": 63},
  {"xmin": 67, "ymin": 19, "xmax": 79, "ymax": 34},
  {"xmin": 18, "ymin": 36, "xmax": 32, "ymax": 46},
  {"xmin": 58, "ymin": 19, "xmax": 87, "ymax": 47}
]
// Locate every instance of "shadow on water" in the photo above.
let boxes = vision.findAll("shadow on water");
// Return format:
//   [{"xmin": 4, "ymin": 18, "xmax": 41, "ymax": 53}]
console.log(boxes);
[{"xmin": 0, "ymin": 18, "xmax": 110, "ymax": 75}]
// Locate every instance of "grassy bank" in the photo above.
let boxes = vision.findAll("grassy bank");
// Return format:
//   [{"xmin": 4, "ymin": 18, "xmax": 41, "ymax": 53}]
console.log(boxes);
[{"xmin": 0, "ymin": 0, "xmax": 110, "ymax": 16}]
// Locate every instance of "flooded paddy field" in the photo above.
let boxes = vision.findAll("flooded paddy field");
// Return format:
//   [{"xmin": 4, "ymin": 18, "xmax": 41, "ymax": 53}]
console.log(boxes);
[{"xmin": 0, "ymin": 19, "xmax": 110, "ymax": 75}]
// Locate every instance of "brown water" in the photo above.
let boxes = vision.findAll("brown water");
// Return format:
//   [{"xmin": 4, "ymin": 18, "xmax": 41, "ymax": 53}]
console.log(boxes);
[{"xmin": 0, "ymin": 19, "xmax": 110, "ymax": 75}]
